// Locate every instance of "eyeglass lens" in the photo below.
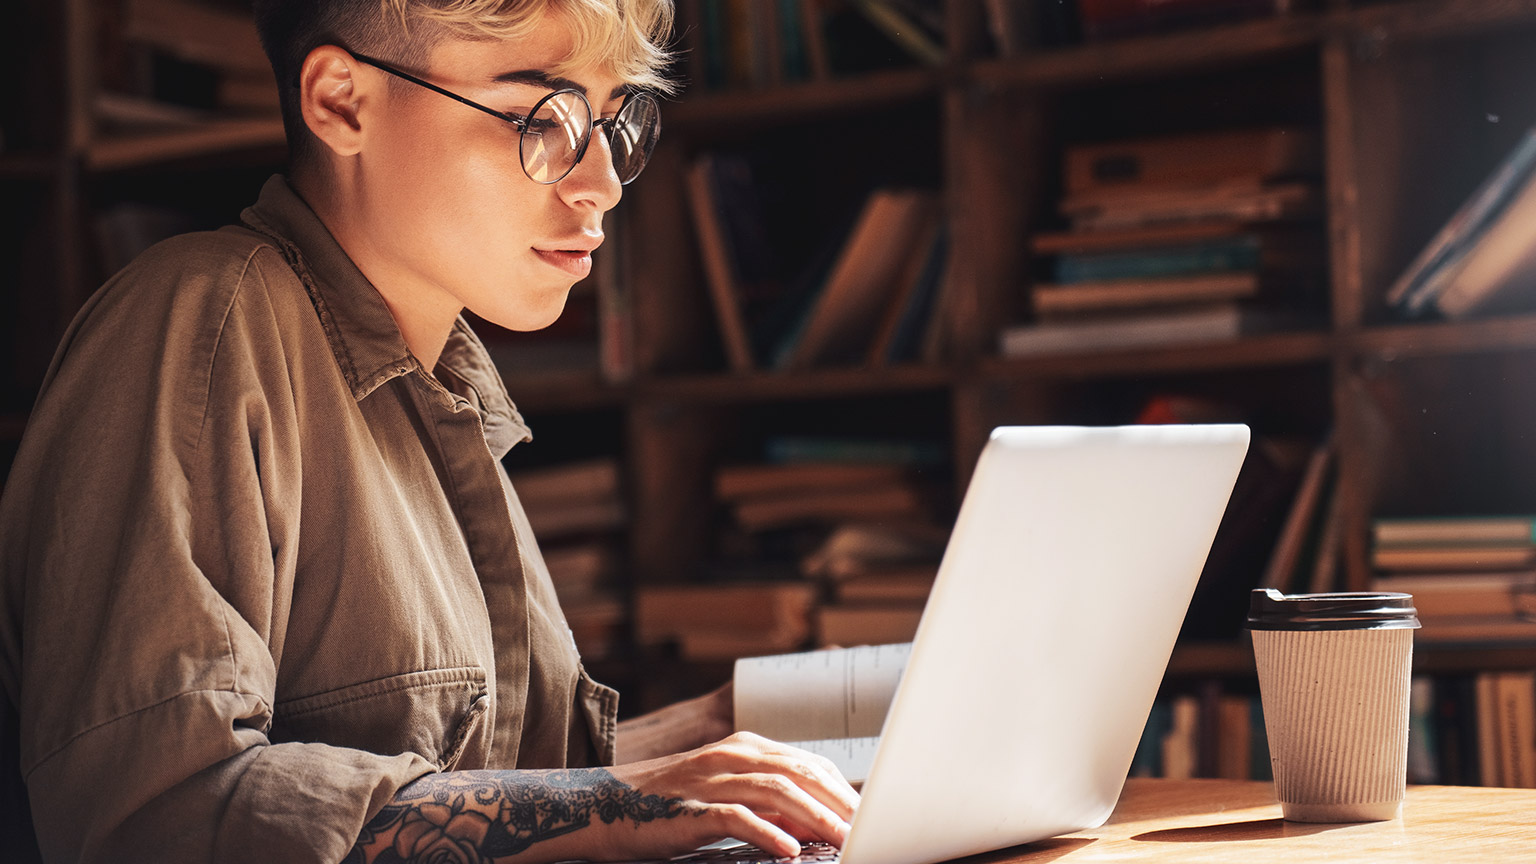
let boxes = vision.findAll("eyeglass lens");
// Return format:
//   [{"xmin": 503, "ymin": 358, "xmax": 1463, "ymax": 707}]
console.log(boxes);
[{"xmin": 519, "ymin": 91, "xmax": 660, "ymax": 185}]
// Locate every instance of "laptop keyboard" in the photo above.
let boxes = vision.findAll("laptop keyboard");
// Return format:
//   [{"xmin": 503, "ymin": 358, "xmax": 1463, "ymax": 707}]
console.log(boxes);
[{"xmin": 664, "ymin": 841, "xmax": 841, "ymax": 864}]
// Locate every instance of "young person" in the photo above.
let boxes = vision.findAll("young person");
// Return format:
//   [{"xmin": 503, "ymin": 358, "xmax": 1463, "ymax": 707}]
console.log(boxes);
[{"xmin": 0, "ymin": 2, "xmax": 857, "ymax": 862}]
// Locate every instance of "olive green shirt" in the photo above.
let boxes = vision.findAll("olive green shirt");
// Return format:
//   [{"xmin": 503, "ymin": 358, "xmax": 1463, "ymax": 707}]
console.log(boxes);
[{"xmin": 0, "ymin": 175, "xmax": 618, "ymax": 863}]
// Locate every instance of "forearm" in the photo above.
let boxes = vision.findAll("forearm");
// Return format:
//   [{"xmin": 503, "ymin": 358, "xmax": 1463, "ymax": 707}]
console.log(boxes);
[
  {"xmin": 345, "ymin": 767, "xmax": 692, "ymax": 864},
  {"xmin": 616, "ymin": 683, "xmax": 734, "ymax": 763}
]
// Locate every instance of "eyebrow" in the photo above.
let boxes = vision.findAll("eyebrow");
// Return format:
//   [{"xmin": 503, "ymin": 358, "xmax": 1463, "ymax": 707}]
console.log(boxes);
[{"xmin": 492, "ymin": 69, "xmax": 631, "ymax": 101}]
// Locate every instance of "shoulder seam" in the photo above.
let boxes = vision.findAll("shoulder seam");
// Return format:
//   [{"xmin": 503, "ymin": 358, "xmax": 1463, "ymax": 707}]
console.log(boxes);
[{"xmin": 192, "ymin": 244, "xmax": 266, "ymax": 456}]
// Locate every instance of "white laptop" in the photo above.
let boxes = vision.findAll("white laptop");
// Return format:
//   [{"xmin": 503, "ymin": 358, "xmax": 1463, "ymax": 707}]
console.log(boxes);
[{"xmin": 660, "ymin": 424, "xmax": 1250, "ymax": 864}]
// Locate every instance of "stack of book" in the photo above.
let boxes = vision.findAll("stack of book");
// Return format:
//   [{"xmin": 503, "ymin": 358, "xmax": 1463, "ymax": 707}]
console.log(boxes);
[
  {"xmin": 681, "ymin": 0, "xmax": 945, "ymax": 91},
  {"xmin": 1386, "ymin": 125, "xmax": 1536, "ymax": 320},
  {"xmin": 1131, "ymin": 686, "xmax": 1270, "ymax": 781},
  {"xmin": 1000, "ymin": 127, "xmax": 1324, "ymax": 358},
  {"xmin": 1407, "ymin": 672, "xmax": 1536, "ymax": 787},
  {"xmin": 507, "ymin": 458, "xmax": 629, "ymax": 659},
  {"xmin": 100, "ymin": 0, "xmax": 279, "ymax": 129},
  {"xmin": 1370, "ymin": 515, "xmax": 1536, "ymax": 644},
  {"xmin": 801, "ymin": 521, "xmax": 945, "ymax": 646},
  {"xmin": 687, "ymin": 153, "xmax": 951, "ymax": 373},
  {"xmin": 633, "ymin": 582, "xmax": 821, "ymax": 662}
]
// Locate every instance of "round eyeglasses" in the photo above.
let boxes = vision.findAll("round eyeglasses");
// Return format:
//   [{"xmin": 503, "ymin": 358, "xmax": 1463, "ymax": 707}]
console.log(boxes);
[{"xmin": 350, "ymin": 52, "xmax": 661, "ymax": 186}]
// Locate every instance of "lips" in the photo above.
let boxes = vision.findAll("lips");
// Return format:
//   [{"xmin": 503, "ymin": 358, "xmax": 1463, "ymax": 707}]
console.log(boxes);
[
  {"xmin": 533, "ymin": 235, "xmax": 602, "ymax": 279},
  {"xmin": 533, "ymin": 249, "xmax": 593, "ymax": 279}
]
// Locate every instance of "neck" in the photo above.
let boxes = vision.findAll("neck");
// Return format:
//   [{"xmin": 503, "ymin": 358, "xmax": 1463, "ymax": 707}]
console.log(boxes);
[{"xmin": 293, "ymin": 167, "xmax": 460, "ymax": 372}]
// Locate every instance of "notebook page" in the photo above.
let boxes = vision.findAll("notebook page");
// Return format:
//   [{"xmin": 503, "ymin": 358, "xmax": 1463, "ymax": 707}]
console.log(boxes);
[{"xmin": 733, "ymin": 643, "xmax": 912, "ymax": 743}]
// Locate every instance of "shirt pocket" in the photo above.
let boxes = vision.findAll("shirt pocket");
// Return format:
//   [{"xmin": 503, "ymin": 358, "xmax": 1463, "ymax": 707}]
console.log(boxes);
[
  {"xmin": 271, "ymin": 666, "xmax": 490, "ymax": 770},
  {"xmin": 576, "ymin": 665, "xmax": 619, "ymax": 767}
]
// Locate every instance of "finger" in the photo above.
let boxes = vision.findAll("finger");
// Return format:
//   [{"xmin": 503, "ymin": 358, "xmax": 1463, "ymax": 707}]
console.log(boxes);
[
  {"xmin": 722, "ymin": 736, "xmax": 860, "ymax": 820},
  {"xmin": 699, "ymin": 802, "xmax": 803, "ymax": 859},
  {"xmin": 705, "ymin": 771, "xmax": 852, "ymax": 848}
]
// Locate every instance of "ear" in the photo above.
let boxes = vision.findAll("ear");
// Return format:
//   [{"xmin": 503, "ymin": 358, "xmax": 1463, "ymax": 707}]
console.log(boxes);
[{"xmin": 298, "ymin": 45, "xmax": 374, "ymax": 158}]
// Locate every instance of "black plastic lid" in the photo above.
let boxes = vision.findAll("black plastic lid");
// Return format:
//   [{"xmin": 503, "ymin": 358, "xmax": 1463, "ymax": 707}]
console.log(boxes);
[{"xmin": 1246, "ymin": 589, "xmax": 1421, "ymax": 631}]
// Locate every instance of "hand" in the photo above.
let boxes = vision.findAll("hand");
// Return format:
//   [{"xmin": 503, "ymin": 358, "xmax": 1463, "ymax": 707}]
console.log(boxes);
[
  {"xmin": 615, "ymin": 681, "xmax": 734, "ymax": 763},
  {"xmin": 598, "ymin": 731, "xmax": 860, "ymax": 860}
]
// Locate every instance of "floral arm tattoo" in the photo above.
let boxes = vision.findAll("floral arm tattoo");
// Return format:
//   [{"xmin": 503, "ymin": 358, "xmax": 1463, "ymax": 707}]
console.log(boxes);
[{"xmin": 345, "ymin": 768, "xmax": 694, "ymax": 864}]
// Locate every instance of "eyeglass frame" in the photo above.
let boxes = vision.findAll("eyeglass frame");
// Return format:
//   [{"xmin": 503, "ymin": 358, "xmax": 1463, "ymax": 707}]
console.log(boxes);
[{"xmin": 347, "ymin": 50, "xmax": 659, "ymax": 186}]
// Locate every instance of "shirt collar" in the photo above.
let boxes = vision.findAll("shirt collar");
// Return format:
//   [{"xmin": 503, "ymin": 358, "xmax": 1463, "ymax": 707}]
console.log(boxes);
[{"xmin": 239, "ymin": 175, "xmax": 531, "ymax": 457}]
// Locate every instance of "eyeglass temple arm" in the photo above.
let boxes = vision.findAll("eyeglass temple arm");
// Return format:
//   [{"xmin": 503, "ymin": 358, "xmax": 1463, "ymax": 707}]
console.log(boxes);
[{"xmin": 348, "ymin": 52, "xmax": 528, "ymax": 130}]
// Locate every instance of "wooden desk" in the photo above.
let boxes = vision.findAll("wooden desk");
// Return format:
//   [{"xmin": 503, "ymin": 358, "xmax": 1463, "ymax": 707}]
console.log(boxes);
[{"xmin": 964, "ymin": 778, "xmax": 1534, "ymax": 862}]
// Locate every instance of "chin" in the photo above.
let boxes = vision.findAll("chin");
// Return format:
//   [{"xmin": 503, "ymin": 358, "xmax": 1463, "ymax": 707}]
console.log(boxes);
[{"xmin": 479, "ymin": 289, "xmax": 570, "ymax": 333}]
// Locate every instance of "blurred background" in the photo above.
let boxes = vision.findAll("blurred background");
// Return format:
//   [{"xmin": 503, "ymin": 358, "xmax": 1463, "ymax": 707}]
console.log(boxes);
[{"xmin": 5, "ymin": 0, "xmax": 1536, "ymax": 786}]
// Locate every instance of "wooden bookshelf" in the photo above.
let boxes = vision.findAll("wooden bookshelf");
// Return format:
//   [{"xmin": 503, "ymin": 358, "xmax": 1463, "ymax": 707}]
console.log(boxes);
[
  {"xmin": 980, "ymin": 330, "xmax": 1334, "ymax": 381},
  {"xmin": 1351, "ymin": 315, "xmax": 1536, "ymax": 359},
  {"xmin": 10, "ymin": 0, "xmax": 1536, "ymax": 732},
  {"xmin": 85, "ymin": 117, "xmax": 287, "ymax": 172},
  {"xmin": 667, "ymin": 66, "xmax": 942, "ymax": 130},
  {"xmin": 973, "ymin": 13, "xmax": 1329, "ymax": 89},
  {"xmin": 641, "ymin": 364, "xmax": 953, "ymax": 405}
]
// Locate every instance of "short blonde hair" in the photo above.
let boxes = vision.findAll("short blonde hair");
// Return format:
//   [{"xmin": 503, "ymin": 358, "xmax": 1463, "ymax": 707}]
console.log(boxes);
[
  {"xmin": 387, "ymin": 0, "xmax": 677, "ymax": 95},
  {"xmin": 253, "ymin": 0, "xmax": 676, "ymax": 166}
]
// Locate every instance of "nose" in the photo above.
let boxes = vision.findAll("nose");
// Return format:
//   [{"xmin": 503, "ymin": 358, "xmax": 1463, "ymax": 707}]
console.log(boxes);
[{"xmin": 558, "ymin": 127, "xmax": 623, "ymax": 213}]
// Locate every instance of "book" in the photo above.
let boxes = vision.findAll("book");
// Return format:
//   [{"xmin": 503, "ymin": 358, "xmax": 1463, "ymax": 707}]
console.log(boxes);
[
  {"xmin": 685, "ymin": 155, "xmax": 759, "ymax": 372},
  {"xmin": 1062, "ymin": 181, "xmax": 1322, "ymax": 232},
  {"xmin": 1412, "ymin": 616, "xmax": 1536, "ymax": 645},
  {"xmin": 1216, "ymin": 696, "xmax": 1253, "ymax": 780},
  {"xmin": 716, "ymin": 461, "xmax": 913, "ymax": 501},
  {"xmin": 1374, "ymin": 515, "xmax": 1536, "ymax": 547},
  {"xmin": 777, "ymin": 189, "xmax": 938, "ymax": 369},
  {"xmin": 1387, "ymin": 127, "xmax": 1536, "ymax": 315},
  {"xmin": 1031, "ymin": 221, "xmax": 1249, "ymax": 256},
  {"xmin": 542, "ymin": 543, "xmax": 619, "ymax": 600},
  {"xmin": 1161, "ymin": 696, "xmax": 1200, "ymax": 780},
  {"xmin": 1258, "ymin": 436, "xmax": 1334, "ymax": 592},
  {"xmin": 1064, "ymin": 127, "xmax": 1320, "ymax": 197},
  {"xmin": 1372, "ymin": 545, "xmax": 1536, "ymax": 572},
  {"xmin": 832, "ymin": 568, "xmax": 938, "ymax": 603},
  {"xmin": 1032, "ymin": 272, "xmax": 1261, "ymax": 320},
  {"xmin": 1370, "ymin": 572, "xmax": 1536, "ymax": 621},
  {"xmin": 1408, "ymin": 676, "xmax": 1440, "ymax": 785},
  {"xmin": 999, "ymin": 302, "xmax": 1286, "ymax": 357},
  {"xmin": 523, "ymin": 499, "xmax": 626, "ymax": 540},
  {"xmin": 800, "ymin": 521, "xmax": 948, "ymax": 579},
  {"xmin": 815, "ymin": 603, "xmax": 925, "ymax": 646},
  {"xmin": 1180, "ymin": 434, "xmax": 1313, "ymax": 640},
  {"xmin": 848, "ymin": 0, "xmax": 946, "ymax": 66},
  {"xmin": 507, "ymin": 458, "xmax": 621, "ymax": 506},
  {"xmin": 867, "ymin": 213, "xmax": 945, "ymax": 365},
  {"xmin": 1478, "ymin": 674, "xmax": 1500, "ymax": 787},
  {"xmin": 124, "ymin": 0, "xmax": 272, "ymax": 78},
  {"xmin": 1052, "ymin": 237, "xmax": 1263, "ymax": 284},
  {"xmin": 634, "ymin": 582, "xmax": 820, "ymax": 658},
  {"xmin": 1433, "ymin": 169, "xmax": 1536, "ymax": 318},
  {"xmin": 733, "ymin": 643, "xmax": 913, "ymax": 782},
  {"xmin": 1498, "ymin": 672, "xmax": 1536, "ymax": 788},
  {"xmin": 732, "ymin": 482, "xmax": 925, "ymax": 531}
]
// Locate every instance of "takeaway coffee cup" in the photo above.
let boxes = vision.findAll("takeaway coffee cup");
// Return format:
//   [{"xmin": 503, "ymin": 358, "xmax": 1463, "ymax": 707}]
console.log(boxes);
[{"xmin": 1247, "ymin": 589, "xmax": 1420, "ymax": 822}]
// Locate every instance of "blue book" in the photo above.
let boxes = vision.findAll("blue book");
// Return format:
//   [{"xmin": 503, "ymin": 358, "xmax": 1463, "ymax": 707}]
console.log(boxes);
[
  {"xmin": 1389, "ymin": 126, "xmax": 1536, "ymax": 315},
  {"xmin": 1053, "ymin": 237, "xmax": 1263, "ymax": 284},
  {"xmin": 1249, "ymin": 695, "xmax": 1272, "ymax": 781},
  {"xmin": 1131, "ymin": 699, "xmax": 1173, "ymax": 778}
]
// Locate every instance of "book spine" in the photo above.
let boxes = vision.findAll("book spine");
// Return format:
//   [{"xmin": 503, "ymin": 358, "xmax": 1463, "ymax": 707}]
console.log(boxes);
[{"xmin": 1053, "ymin": 238, "xmax": 1261, "ymax": 283}]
